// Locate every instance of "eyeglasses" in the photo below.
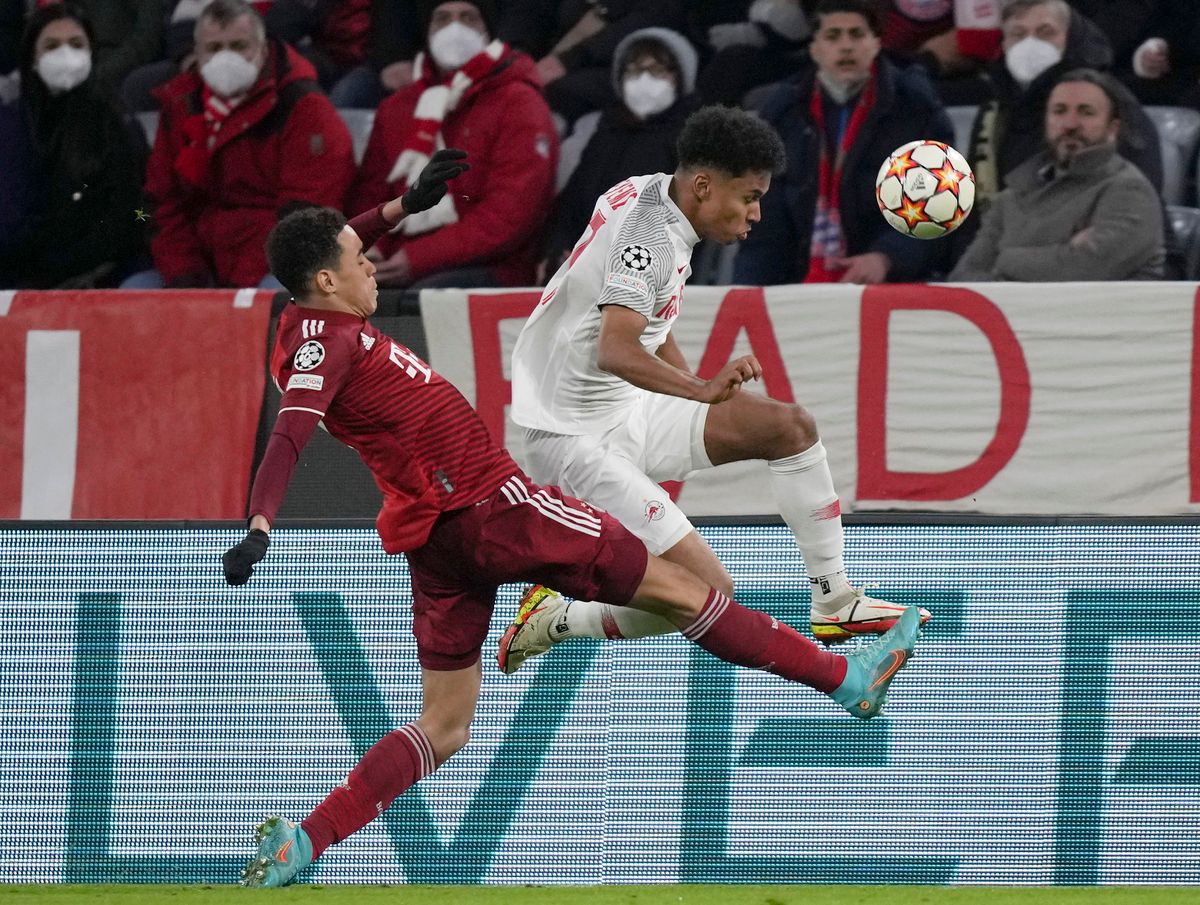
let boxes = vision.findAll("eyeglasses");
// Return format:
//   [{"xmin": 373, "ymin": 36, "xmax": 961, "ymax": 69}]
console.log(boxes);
[{"xmin": 623, "ymin": 61, "xmax": 674, "ymax": 79}]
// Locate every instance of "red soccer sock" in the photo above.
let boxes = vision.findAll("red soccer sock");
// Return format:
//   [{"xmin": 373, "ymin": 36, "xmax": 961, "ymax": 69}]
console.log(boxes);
[
  {"xmin": 301, "ymin": 723, "xmax": 438, "ymax": 859},
  {"xmin": 681, "ymin": 589, "xmax": 847, "ymax": 692}
]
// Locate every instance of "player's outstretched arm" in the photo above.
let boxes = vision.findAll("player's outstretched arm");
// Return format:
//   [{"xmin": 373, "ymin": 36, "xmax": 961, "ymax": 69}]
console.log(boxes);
[
  {"xmin": 222, "ymin": 408, "xmax": 322, "ymax": 586},
  {"xmin": 598, "ymin": 305, "xmax": 761, "ymax": 404}
]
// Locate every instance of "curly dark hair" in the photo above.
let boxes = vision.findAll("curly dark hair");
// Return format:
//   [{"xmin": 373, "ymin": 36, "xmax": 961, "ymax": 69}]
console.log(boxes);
[
  {"xmin": 266, "ymin": 206, "xmax": 347, "ymax": 298},
  {"xmin": 676, "ymin": 105, "xmax": 786, "ymax": 177}
]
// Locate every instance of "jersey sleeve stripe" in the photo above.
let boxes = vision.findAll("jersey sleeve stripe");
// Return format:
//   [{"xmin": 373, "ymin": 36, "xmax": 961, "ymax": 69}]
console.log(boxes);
[{"xmin": 279, "ymin": 406, "xmax": 326, "ymax": 416}]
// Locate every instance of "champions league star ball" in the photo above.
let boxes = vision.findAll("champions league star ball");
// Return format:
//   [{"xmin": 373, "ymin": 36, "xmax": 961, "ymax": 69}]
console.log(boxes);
[{"xmin": 875, "ymin": 139, "xmax": 975, "ymax": 239}]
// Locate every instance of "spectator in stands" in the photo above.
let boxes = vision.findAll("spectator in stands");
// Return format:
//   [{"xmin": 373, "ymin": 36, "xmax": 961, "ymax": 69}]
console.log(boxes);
[
  {"xmin": 734, "ymin": 0, "xmax": 954, "ymax": 286},
  {"xmin": 1122, "ymin": 1, "xmax": 1200, "ymax": 110},
  {"xmin": 966, "ymin": 0, "xmax": 1162, "ymax": 212},
  {"xmin": 127, "ymin": 0, "xmax": 353, "ymax": 288},
  {"xmin": 540, "ymin": 26, "xmax": 699, "ymax": 281},
  {"xmin": 124, "ymin": 0, "xmax": 372, "ymax": 111},
  {"xmin": 0, "ymin": 3, "xmax": 148, "ymax": 289},
  {"xmin": 950, "ymin": 69, "xmax": 1164, "ymax": 282},
  {"xmin": 499, "ymin": 0, "xmax": 686, "ymax": 125},
  {"xmin": 691, "ymin": 1, "xmax": 810, "ymax": 108},
  {"xmin": 348, "ymin": 0, "xmax": 556, "ymax": 289},
  {"xmin": 328, "ymin": 0, "xmax": 422, "ymax": 108}
]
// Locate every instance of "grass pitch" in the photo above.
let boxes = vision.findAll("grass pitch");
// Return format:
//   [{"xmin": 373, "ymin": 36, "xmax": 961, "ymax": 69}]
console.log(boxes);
[{"xmin": 0, "ymin": 886, "xmax": 1186, "ymax": 904}]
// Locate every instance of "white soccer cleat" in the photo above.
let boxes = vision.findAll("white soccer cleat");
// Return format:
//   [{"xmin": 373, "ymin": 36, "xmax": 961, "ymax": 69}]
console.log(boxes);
[
  {"xmin": 496, "ymin": 585, "xmax": 569, "ymax": 675},
  {"xmin": 811, "ymin": 590, "xmax": 931, "ymax": 644}
]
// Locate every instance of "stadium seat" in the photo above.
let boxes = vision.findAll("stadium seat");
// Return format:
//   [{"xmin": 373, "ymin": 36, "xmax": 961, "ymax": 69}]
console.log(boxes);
[
  {"xmin": 1146, "ymin": 106, "xmax": 1200, "ymax": 206},
  {"xmin": 135, "ymin": 110, "xmax": 159, "ymax": 146},
  {"xmin": 944, "ymin": 105, "xmax": 977, "ymax": 154},
  {"xmin": 1167, "ymin": 205, "xmax": 1200, "ymax": 280},
  {"xmin": 337, "ymin": 108, "xmax": 376, "ymax": 166},
  {"xmin": 556, "ymin": 110, "xmax": 600, "ymax": 194}
]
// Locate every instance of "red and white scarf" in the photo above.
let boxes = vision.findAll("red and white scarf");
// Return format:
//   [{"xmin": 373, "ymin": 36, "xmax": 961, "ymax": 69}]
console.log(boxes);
[
  {"xmin": 387, "ymin": 41, "xmax": 508, "ymax": 236},
  {"xmin": 174, "ymin": 84, "xmax": 246, "ymax": 187},
  {"xmin": 805, "ymin": 68, "xmax": 877, "ymax": 283},
  {"xmin": 202, "ymin": 85, "xmax": 243, "ymax": 149}
]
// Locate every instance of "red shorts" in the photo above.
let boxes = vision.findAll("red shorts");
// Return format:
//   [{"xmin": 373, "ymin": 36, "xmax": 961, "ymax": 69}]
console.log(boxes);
[{"xmin": 403, "ymin": 472, "xmax": 649, "ymax": 670}]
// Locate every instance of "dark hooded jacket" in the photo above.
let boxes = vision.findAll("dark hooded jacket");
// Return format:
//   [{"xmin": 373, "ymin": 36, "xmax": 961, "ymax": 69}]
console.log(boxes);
[{"xmin": 0, "ymin": 30, "xmax": 148, "ymax": 288}]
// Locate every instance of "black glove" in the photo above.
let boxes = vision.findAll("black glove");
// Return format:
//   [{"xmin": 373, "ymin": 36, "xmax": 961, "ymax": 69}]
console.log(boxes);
[
  {"xmin": 223, "ymin": 528, "xmax": 270, "ymax": 586},
  {"xmin": 402, "ymin": 148, "xmax": 470, "ymax": 214}
]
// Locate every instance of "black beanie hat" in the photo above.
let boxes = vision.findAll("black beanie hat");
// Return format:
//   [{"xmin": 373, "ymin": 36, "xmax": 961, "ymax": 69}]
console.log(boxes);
[{"xmin": 419, "ymin": 0, "xmax": 498, "ymax": 39}]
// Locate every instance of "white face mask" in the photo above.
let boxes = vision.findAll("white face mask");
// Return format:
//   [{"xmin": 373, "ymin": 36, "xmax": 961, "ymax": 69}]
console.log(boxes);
[
  {"xmin": 36, "ymin": 45, "xmax": 91, "ymax": 94},
  {"xmin": 200, "ymin": 48, "xmax": 260, "ymax": 97},
  {"xmin": 429, "ymin": 21, "xmax": 487, "ymax": 71},
  {"xmin": 1005, "ymin": 36, "xmax": 1063, "ymax": 87},
  {"xmin": 622, "ymin": 72, "xmax": 676, "ymax": 119}
]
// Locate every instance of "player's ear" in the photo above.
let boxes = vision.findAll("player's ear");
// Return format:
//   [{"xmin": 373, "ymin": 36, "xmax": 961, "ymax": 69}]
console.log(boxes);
[
  {"xmin": 314, "ymin": 267, "xmax": 336, "ymax": 295},
  {"xmin": 692, "ymin": 170, "xmax": 711, "ymax": 201}
]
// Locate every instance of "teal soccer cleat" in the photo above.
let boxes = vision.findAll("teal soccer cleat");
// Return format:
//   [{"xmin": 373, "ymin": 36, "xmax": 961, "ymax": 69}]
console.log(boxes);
[
  {"xmin": 830, "ymin": 605, "xmax": 922, "ymax": 720},
  {"xmin": 239, "ymin": 816, "xmax": 313, "ymax": 887}
]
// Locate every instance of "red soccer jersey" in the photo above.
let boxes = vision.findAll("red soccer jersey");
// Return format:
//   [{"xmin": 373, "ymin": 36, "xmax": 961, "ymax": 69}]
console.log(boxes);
[{"xmin": 262, "ymin": 304, "xmax": 519, "ymax": 552}]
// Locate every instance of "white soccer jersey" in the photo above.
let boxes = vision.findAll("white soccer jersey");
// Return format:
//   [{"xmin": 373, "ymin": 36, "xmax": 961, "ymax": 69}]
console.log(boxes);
[{"xmin": 511, "ymin": 172, "xmax": 700, "ymax": 435}]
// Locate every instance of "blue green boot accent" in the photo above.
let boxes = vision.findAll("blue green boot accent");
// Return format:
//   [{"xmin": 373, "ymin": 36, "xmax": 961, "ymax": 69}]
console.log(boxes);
[
  {"xmin": 239, "ymin": 816, "xmax": 313, "ymax": 887},
  {"xmin": 831, "ymin": 605, "xmax": 922, "ymax": 720}
]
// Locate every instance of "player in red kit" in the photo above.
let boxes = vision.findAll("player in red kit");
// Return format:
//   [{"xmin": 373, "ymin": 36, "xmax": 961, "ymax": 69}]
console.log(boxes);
[{"xmin": 222, "ymin": 149, "xmax": 924, "ymax": 888}]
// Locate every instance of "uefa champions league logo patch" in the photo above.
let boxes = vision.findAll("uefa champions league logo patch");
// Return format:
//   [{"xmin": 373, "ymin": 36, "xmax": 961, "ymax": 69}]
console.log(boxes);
[
  {"xmin": 293, "ymin": 340, "xmax": 325, "ymax": 371},
  {"xmin": 620, "ymin": 244, "xmax": 652, "ymax": 271}
]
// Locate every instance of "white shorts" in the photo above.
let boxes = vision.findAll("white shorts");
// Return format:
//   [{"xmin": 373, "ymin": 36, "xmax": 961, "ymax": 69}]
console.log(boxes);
[{"xmin": 520, "ymin": 392, "xmax": 711, "ymax": 556}]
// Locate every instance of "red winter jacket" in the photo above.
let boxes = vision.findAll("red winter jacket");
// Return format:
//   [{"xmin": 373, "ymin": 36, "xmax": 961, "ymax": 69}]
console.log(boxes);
[
  {"xmin": 146, "ymin": 41, "xmax": 355, "ymax": 287},
  {"xmin": 348, "ymin": 49, "xmax": 558, "ymax": 286}
]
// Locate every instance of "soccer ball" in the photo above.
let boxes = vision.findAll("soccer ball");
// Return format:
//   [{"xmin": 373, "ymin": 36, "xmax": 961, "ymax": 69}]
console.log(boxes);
[{"xmin": 875, "ymin": 140, "xmax": 975, "ymax": 239}]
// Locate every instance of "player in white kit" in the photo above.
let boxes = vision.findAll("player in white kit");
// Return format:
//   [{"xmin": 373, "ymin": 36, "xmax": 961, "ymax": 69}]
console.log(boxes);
[{"xmin": 499, "ymin": 106, "xmax": 928, "ymax": 673}]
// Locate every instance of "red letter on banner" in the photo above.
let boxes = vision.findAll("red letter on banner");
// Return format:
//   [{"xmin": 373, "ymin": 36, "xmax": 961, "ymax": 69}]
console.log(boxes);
[
  {"xmin": 467, "ymin": 292, "xmax": 541, "ymax": 442},
  {"xmin": 857, "ymin": 285, "xmax": 1030, "ymax": 500},
  {"xmin": 696, "ymin": 288, "xmax": 795, "ymax": 402}
]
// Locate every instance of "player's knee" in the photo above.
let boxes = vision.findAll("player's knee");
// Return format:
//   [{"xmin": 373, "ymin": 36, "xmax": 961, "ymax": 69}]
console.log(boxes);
[
  {"xmin": 420, "ymin": 720, "xmax": 472, "ymax": 762},
  {"xmin": 770, "ymin": 404, "xmax": 818, "ymax": 459},
  {"xmin": 633, "ymin": 557, "xmax": 710, "ymax": 623}
]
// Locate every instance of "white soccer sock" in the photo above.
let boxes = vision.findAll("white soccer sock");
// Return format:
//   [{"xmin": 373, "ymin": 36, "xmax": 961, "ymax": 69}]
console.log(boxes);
[
  {"xmin": 557, "ymin": 600, "xmax": 675, "ymax": 640},
  {"xmin": 767, "ymin": 440, "xmax": 853, "ymax": 612}
]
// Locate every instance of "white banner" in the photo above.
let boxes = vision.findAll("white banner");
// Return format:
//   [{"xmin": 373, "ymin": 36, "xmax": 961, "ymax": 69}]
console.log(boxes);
[{"xmin": 420, "ymin": 283, "xmax": 1200, "ymax": 516}]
